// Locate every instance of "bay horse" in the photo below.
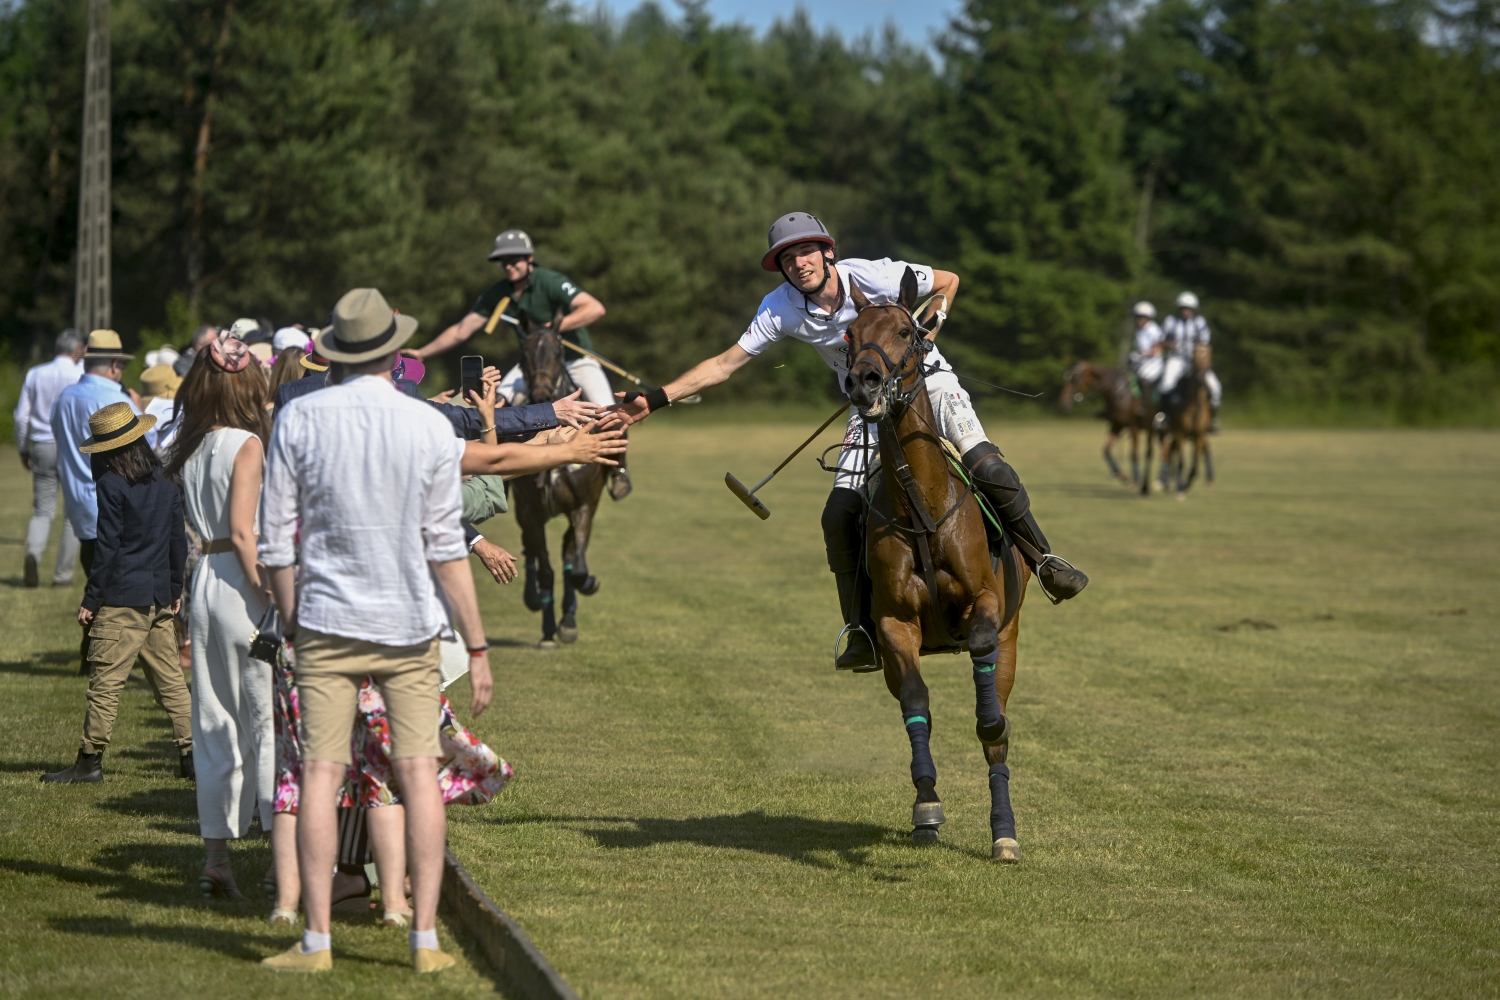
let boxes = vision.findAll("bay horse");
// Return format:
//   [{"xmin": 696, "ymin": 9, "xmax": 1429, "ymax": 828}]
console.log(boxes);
[
  {"xmin": 511, "ymin": 319, "xmax": 607, "ymax": 647},
  {"xmin": 1060, "ymin": 361, "xmax": 1150, "ymax": 485},
  {"xmin": 1160, "ymin": 345, "xmax": 1215, "ymax": 496},
  {"xmin": 845, "ymin": 269, "xmax": 1030, "ymax": 863}
]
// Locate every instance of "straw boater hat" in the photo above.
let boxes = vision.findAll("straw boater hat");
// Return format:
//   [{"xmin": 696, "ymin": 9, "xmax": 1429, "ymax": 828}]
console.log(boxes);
[
  {"xmin": 78, "ymin": 401, "xmax": 156, "ymax": 454},
  {"xmin": 313, "ymin": 288, "xmax": 419, "ymax": 363},
  {"xmin": 139, "ymin": 363, "xmax": 182, "ymax": 400},
  {"xmin": 299, "ymin": 350, "xmax": 330, "ymax": 372},
  {"xmin": 84, "ymin": 329, "xmax": 134, "ymax": 362}
]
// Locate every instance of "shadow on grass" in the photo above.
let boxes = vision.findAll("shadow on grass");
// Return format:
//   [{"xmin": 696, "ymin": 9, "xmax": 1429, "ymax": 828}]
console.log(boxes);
[
  {"xmin": 498, "ymin": 810, "xmax": 900, "ymax": 869},
  {"xmin": 48, "ymin": 916, "xmax": 269, "ymax": 961},
  {"xmin": 0, "ymin": 759, "xmax": 69, "ymax": 773}
]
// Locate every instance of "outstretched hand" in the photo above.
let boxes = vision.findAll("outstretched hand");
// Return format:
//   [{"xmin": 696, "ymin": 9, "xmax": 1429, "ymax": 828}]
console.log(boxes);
[
  {"xmin": 562, "ymin": 420, "xmax": 627, "ymax": 466},
  {"xmin": 610, "ymin": 392, "xmax": 653, "ymax": 426},
  {"xmin": 550, "ymin": 389, "xmax": 598, "ymax": 428}
]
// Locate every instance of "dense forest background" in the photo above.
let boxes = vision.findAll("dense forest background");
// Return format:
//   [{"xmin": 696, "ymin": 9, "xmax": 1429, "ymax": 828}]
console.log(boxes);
[{"xmin": 2, "ymin": 0, "xmax": 1498, "ymax": 419}]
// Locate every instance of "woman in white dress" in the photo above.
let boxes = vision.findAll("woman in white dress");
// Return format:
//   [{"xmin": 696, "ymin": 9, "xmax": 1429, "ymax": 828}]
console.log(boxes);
[{"xmin": 165, "ymin": 335, "xmax": 273, "ymax": 899}]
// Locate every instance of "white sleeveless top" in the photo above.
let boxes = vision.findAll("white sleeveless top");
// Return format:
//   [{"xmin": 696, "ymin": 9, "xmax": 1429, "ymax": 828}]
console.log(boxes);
[{"xmin": 182, "ymin": 427, "xmax": 260, "ymax": 543}]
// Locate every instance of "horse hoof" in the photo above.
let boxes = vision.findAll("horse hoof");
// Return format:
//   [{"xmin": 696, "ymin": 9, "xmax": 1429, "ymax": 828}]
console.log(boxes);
[
  {"xmin": 577, "ymin": 576, "xmax": 600, "ymax": 597},
  {"xmin": 911, "ymin": 800, "xmax": 947, "ymax": 827},
  {"xmin": 537, "ymin": 639, "xmax": 558, "ymax": 650},
  {"xmin": 912, "ymin": 826, "xmax": 941, "ymax": 845},
  {"xmin": 557, "ymin": 623, "xmax": 578, "ymax": 644},
  {"xmin": 991, "ymin": 837, "xmax": 1022, "ymax": 863}
]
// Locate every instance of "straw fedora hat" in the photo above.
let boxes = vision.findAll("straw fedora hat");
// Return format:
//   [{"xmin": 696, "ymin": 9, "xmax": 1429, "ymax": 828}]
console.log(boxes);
[
  {"xmin": 139, "ymin": 363, "xmax": 182, "ymax": 400},
  {"xmin": 79, "ymin": 401, "xmax": 157, "ymax": 454},
  {"xmin": 313, "ymin": 288, "xmax": 419, "ymax": 363},
  {"xmin": 84, "ymin": 329, "xmax": 134, "ymax": 361}
]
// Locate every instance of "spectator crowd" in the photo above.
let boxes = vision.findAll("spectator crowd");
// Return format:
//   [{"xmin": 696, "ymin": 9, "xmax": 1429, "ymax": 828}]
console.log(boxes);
[{"xmin": 13, "ymin": 288, "xmax": 626, "ymax": 974}]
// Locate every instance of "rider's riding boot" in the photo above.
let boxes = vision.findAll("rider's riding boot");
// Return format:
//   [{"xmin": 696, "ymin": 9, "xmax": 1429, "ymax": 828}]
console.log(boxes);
[
  {"xmin": 823, "ymin": 486, "xmax": 879, "ymax": 671},
  {"xmin": 833, "ymin": 570, "xmax": 880, "ymax": 672},
  {"xmin": 608, "ymin": 436, "xmax": 633, "ymax": 500},
  {"xmin": 961, "ymin": 443, "xmax": 1089, "ymax": 604}
]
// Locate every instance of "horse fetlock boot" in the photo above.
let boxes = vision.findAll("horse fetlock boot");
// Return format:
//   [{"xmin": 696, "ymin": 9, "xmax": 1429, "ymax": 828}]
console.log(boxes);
[
  {"xmin": 41, "ymin": 750, "xmax": 103, "ymax": 784},
  {"xmin": 833, "ymin": 571, "xmax": 880, "ymax": 672}
]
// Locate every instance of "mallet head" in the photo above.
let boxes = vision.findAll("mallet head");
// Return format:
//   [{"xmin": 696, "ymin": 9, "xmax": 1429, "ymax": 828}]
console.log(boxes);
[{"xmin": 725, "ymin": 473, "xmax": 771, "ymax": 520}]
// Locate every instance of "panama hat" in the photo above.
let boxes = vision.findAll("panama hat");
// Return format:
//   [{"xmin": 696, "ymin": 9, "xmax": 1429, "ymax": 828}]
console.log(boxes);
[
  {"xmin": 139, "ymin": 364, "xmax": 182, "ymax": 400},
  {"xmin": 84, "ymin": 329, "xmax": 134, "ymax": 361},
  {"xmin": 78, "ymin": 401, "xmax": 156, "ymax": 454},
  {"xmin": 313, "ymin": 288, "xmax": 419, "ymax": 363}
]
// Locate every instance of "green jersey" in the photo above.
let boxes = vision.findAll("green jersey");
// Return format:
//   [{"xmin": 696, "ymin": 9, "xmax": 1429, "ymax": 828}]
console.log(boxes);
[{"xmin": 469, "ymin": 266, "xmax": 593, "ymax": 351}]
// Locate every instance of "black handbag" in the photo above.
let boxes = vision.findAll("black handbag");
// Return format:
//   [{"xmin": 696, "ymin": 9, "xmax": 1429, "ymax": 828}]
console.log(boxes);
[{"xmin": 248, "ymin": 601, "xmax": 284, "ymax": 663}]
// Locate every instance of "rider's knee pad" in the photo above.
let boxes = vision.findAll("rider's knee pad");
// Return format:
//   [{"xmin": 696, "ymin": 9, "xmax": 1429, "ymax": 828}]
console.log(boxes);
[
  {"xmin": 821, "ymin": 487, "xmax": 865, "ymax": 574},
  {"xmin": 961, "ymin": 443, "xmax": 1031, "ymax": 522}
]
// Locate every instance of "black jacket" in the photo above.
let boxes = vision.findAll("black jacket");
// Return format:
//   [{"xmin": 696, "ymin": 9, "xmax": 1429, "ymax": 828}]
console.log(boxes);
[{"xmin": 81, "ymin": 468, "xmax": 187, "ymax": 613}]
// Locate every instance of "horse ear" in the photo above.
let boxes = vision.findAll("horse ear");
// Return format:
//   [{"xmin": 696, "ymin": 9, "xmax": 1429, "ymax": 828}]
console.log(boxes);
[
  {"xmin": 850, "ymin": 283, "xmax": 871, "ymax": 313},
  {"xmin": 899, "ymin": 267, "xmax": 919, "ymax": 312}
]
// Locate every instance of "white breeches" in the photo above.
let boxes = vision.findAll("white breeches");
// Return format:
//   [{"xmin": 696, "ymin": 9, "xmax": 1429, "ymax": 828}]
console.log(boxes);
[
  {"xmin": 832, "ymin": 367, "xmax": 989, "ymax": 492},
  {"xmin": 1133, "ymin": 353, "xmax": 1163, "ymax": 385},
  {"xmin": 497, "ymin": 355, "xmax": 613, "ymax": 406},
  {"xmin": 1160, "ymin": 356, "xmax": 1222, "ymax": 407}
]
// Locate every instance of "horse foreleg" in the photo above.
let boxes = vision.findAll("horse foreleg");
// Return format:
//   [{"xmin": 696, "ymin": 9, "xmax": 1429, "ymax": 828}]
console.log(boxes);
[
  {"xmin": 1102, "ymin": 431, "xmax": 1123, "ymax": 481},
  {"xmin": 521, "ymin": 518, "xmax": 557, "ymax": 645},
  {"xmin": 566, "ymin": 497, "xmax": 601, "ymax": 596},
  {"xmin": 880, "ymin": 616, "xmax": 941, "ymax": 844},
  {"xmin": 1140, "ymin": 430, "xmax": 1154, "ymax": 495},
  {"xmin": 1129, "ymin": 427, "xmax": 1141, "ymax": 485},
  {"xmin": 981, "ymin": 587, "xmax": 1024, "ymax": 862},
  {"xmin": 558, "ymin": 525, "xmax": 579, "ymax": 644},
  {"xmin": 1204, "ymin": 439, "xmax": 1215, "ymax": 485}
]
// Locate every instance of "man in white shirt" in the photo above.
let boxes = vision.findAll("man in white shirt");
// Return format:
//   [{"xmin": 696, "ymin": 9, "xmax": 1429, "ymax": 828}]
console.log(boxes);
[
  {"xmin": 14, "ymin": 329, "xmax": 85, "ymax": 586},
  {"xmin": 260, "ymin": 288, "xmax": 492, "ymax": 975},
  {"xmin": 614, "ymin": 213, "xmax": 1088, "ymax": 672},
  {"xmin": 1160, "ymin": 291, "xmax": 1223, "ymax": 429}
]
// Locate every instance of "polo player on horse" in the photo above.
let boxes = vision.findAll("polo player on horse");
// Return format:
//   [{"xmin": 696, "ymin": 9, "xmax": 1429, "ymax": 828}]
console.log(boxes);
[
  {"xmin": 613, "ymin": 213, "xmax": 1089, "ymax": 670},
  {"xmin": 1159, "ymin": 291, "xmax": 1223, "ymax": 432}
]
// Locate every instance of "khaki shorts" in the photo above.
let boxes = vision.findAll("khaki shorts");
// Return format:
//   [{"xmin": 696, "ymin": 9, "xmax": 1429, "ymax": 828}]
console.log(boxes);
[{"xmin": 294, "ymin": 628, "xmax": 442, "ymax": 764}]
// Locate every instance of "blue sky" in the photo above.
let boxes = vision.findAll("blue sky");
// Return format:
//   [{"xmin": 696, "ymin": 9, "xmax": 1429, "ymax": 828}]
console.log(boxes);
[{"xmin": 606, "ymin": 0, "xmax": 963, "ymax": 50}]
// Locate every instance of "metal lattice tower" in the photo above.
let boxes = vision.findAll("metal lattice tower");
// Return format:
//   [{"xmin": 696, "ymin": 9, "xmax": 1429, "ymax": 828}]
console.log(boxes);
[{"xmin": 74, "ymin": 0, "xmax": 111, "ymax": 333}]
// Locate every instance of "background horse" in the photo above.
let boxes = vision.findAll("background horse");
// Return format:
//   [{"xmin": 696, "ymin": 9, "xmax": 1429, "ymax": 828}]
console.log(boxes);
[
  {"xmin": 511, "ymin": 320, "xmax": 607, "ymax": 647},
  {"xmin": 845, "ymin": 270, "xmax": 1029, "ymax": 863},
  {"xmin": 1061, "ymin": 360, "xmax": 1150, "ymax": 485},
  {"xmin": 1160, "ymin": 345, "xmax": 1215, "ymax": 496}
]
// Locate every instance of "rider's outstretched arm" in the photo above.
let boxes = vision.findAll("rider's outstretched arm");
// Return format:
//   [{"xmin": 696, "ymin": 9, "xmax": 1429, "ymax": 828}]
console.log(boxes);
[
  {"xmin": 409, "ymin": 312, "xmax": 486, "ymax": 361},
  {"xmin": 614, "ymin": 344, "xmax": 755, "ymax": 423}
]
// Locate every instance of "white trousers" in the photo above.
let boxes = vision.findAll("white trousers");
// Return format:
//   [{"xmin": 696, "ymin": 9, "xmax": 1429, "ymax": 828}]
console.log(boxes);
[
  {"xmin": 1160, "ymin": 356, "xmax": 1222, "ymax": 407},
  {"xmin": 1133, "ymin": 353, "xmax": 1163, "ymax": 386},
  {"xmin": 833, "ymin": 367, "xmax": 989, "ymax": 492},
  {"xmin": 498, "ymin": 355, "xmax": 613, "ymax": 407}
]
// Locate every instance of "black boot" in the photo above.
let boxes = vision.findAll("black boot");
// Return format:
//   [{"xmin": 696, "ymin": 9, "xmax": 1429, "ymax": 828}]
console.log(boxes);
[
  {"xmin": 962, "ymin": 442, "xmax": 1089, "ymax": 604},
  {"xmin": 833, "ymin": 570, "xmax": 880, "ymax": 672},
  {"xmin": 179, "ymin": 750, "xmax": 196, "ymax": 781},
  {"xmin": 41, "ymin": 750, "xmax": 103, "ymax": 784}
]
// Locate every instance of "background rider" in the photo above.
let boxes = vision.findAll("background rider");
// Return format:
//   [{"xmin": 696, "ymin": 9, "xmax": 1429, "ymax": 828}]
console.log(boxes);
[
  {"xmin": 1159, "ymin": 291, "xmax": 1223, "ymax": 431},
  {"xmin": 404, "ymin": 228, "xmax": 631, "ymax": 500}
]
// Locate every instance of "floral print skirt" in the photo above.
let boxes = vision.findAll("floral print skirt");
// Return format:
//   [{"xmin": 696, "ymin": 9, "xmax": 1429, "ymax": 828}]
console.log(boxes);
[{"xmin": 273, "ymin": 641, "xmax": 512, "ymax": 814}]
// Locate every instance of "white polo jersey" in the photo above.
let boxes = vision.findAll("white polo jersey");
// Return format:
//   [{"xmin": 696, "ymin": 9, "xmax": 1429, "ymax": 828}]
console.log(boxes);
[
  {"xmin": 1162, "ymin": 314, "xmax": 1211, "ymax": 360},
  {"xmin": 737, "ymin": 258, "xmax": 941, "ymax": 387},
  {"xmin": 1133, "ymin": 320, "xmax": 1164, "ymax": 357}
]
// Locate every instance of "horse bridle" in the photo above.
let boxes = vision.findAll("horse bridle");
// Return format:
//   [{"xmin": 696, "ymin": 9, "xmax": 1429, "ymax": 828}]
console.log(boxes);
[
  {"xmin": 847, "ymin": 303, "xmax": 937, "ymax": 417},
  {"xmin": 522, "ymin": 325, "xmax": 574, "ymax": 404}
]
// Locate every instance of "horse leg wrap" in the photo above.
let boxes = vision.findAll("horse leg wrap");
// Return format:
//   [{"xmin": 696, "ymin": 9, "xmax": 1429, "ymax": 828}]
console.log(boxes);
[
  {"xmin": 1104, "ymin": 451, "xmax": 1122, "ymax": 478},
  {"xmin": 903, "ymin": 709, "xmax": 937, "ymax": 787},
  {"xmin": 989, "ymin": 762, "xmax": 1016, "ymax": 841},
  {"xmin": 972, "ymin": 653, "xmax": 1008, "ymax": 746}
]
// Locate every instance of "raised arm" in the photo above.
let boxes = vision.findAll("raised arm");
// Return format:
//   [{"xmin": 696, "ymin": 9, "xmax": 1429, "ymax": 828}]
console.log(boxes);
[
  {"xmin": 613, "ymin": 343, "xmax": 756, "ymax": 424},
  {"xmin": 460, "ymin": 422, "xmax": 627, "ymax": 477},
  {"xmin": 408, "ymin": 311, "xmax": 486, "ymax": 362},
  {"xmin": 557, "ymin": 291, "xmax": 605, "ymax": 334},
  {"xmin": 924, "ymin": 270, "xmax": 960, "ymax": 339}
]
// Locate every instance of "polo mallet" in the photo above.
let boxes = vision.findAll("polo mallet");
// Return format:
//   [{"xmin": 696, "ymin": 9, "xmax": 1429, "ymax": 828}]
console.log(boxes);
[
  {"xmin": 725, "ymin": 404, "xmax": 848, "ymax": 520},
  {"xmin": 483, "ymin": 296, "xmax": 512, "ymax": 334},
  {"xmin": 562, "ymin": 340, "xmax": 701, "ymax": 404}
]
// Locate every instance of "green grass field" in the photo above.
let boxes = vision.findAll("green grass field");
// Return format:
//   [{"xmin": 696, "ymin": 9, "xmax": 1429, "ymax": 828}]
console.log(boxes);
[{"xmin": 2, "ymin": 418, "xmax": 1497, "ymax": 999}]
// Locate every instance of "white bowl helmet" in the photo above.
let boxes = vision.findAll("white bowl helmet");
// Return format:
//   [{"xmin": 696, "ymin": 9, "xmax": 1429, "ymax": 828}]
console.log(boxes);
[
  {"xmin": 1175, "ymin": 291, "xmax": 1200, "ymax": 310},
  {"xmin": 1132, "ymin": 301, "xmax": 1157, "ymax": 319}
]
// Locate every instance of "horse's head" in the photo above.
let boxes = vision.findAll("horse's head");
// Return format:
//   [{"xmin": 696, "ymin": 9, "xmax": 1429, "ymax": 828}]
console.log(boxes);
[
  {"xmin": 1060, "ymin": 361, "xmax": 1099, "ymax": 412},
  {"xmin": 845, "ymin": 266, "xmax": 926, "ymax": 421},
  {"xmin": 519, "ymin": 312, "xmax": 570, "ymax": 404}
]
